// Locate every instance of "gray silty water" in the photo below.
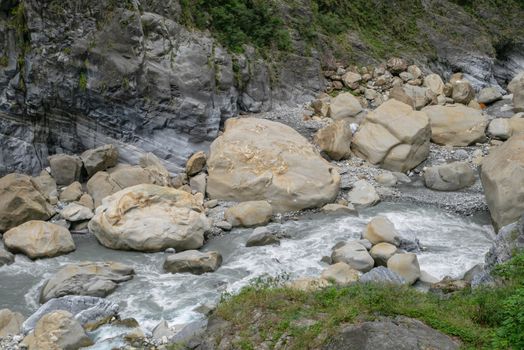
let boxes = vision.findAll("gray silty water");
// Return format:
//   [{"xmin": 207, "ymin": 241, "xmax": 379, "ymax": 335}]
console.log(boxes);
[{"xmin": 0, "ymin": 202, "xmax": 494, "ymax": 336}]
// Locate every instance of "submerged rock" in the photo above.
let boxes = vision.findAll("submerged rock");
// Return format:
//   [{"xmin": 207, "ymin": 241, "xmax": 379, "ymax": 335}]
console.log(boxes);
[
  {"xmin": 22, "ymin": 296, "xmax": 119, "ymax": 334},
  {"xmin": 3, "ymin": 221, "xmax": 75, "ymax": 259},
  {"xmin": 22, "ymin": 310, "xmax": 93, "ymax": 350},
  {"xmin": 246, "ymin": 227, "xmax": 281, "ymax": 247},
  {"xmin": 163, "ymin": 250, "xmax": 222, "ymax": 275},
  {"xmin": 89, "ymin": 184, "xmax": 210, "ymax": 252},
  {"xmin": 40, "ymin": 261, "xmax": 134, "ymax": 303},
  {"xmin": 207, "ymin": 118, "xmax": 340, "ymax": 212}
]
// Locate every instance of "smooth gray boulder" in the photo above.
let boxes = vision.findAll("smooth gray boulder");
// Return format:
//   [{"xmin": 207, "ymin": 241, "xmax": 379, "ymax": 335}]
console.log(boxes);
[
  {"xmin": 22, "ymin": 296, "xmax": 119, "ymax": 334},
  {"xmin": 246, "ymin": 227, "xmax": 281, "ymax": 247},
  {"xmin": 323, "ymin": 316, "xmax": 460, "ymax": 350},
  {"xmin": 424, "ymin": 162, "xmax": 475, "ymax": 191},
  {"xmin": 40, "ymin": 261, "xmax": 134, "ymax": 303},
  {"xmin": 360, "ymin": 266, "xmax": 406, "ymax": 285},
  {"xmin": 331, "ymin": 242, "xmax": 374, "ymax": 272},
  {"xmin": 477, "ymin": 87, "xmax": 502, "ymax": 104},
  {"xmin": 347, "ymin": 180, "xmax": 380, "ymax": 208}
]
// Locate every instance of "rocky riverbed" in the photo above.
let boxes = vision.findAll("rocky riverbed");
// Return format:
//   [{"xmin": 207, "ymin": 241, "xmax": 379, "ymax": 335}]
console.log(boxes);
[{"xmin": 1, "ymin": 59, "xmax": 524, "ymax": 349}]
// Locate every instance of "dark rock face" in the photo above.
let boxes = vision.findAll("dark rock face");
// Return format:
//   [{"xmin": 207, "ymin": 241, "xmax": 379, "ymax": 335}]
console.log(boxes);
[
  {"xmin": 0, "ymin": 0, "xmax": 323, "ymax": 175},
  {"xmin": 323, "ymin": 316, "xmax": 460, "ymax": 350}
]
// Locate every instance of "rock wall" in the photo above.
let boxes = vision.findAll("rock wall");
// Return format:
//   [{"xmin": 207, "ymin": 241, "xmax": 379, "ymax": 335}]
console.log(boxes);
[
  {"xmin": 0, "ymin": 0, "xmax": 523, "ymax": 176},
  {"xmin": 0, "ymin": 0, "xmax": 324, "ymax": 175}
]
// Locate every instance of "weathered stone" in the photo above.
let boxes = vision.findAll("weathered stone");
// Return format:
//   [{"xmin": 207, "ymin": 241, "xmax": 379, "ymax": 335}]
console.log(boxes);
[
  {"xmin": 508, "ymin": 72, "xmax": 524, "ymax": 94},
  {"xmin": 323, "ymin": 316, "xmax": 460, "ymax": 350},
  {"xmin": 22, "ymin": 310, "xmax": 93, "ymax": 350},
  {"xmin": 89, "ymin": 184, "xmax": 210, "ymax": 252},
  {"xmin": 77, "ymin": 194, "xmax": 94, "ymax": 210},
  {"xmin": 32, "ymin": 171, "xmax": 58, "ymax": 201},
  {"xmin": 81, "ymin": 144, "xmax": 119, "ymax": 177},
  {"xmin": 347, "ymin": 180, "xmax": 380, "ymax": 208},
  {"xmin": 321, "ymin": 262, "xmax": 360, "ymax": 285},
  {"xmin": 403, "ymin": 85, "xmax": 431, "ymax": 110},
  {"xmin": 477, "ymin": 87, "xmax": 502, "ymax": 104},
  {"xmin": 407, "ymin": 65, "xmax": 422, "ymax": 80},
  {"xmin": 370, "ymin": 242, "xmax": 398, "ymax": 266},
  {"xmin": 423, "ymin": 104, "xmax": 488, "ymax": 146},
  {"xmin": 452, "ymin": 80, "xmax": 475, "ymax": 104},
  {"xmin": 331, "ymin": 242, "xmax": 375, "ymax": 272},
  {"xmin": 186, "ymin": 151, "xmax": 207, "ymax": 176},
  {"xmin": 311, "ymin": 96, "xmax": 331, "ymax": 118},
  {"xmin": 487, "ymin": 118, "xmax": 511, "ymax": 140},
  {"xmin": 40, "ymin": 261, "xmax": 134, "ymax": 303},
  {"xmin": 59, "ymin": 181, "xmax": 83, "ymax": 202},
  {"xmin": 224, "ymin": 201, "xmax": 272, "ymax": 228},
  {"xmin": 22, "ymin": 296, "xmax": 119, "ymax": 334},
  {"xmin": 48, "ymin": 154, "xmax": 83, "ymax": 186},
  {"xmin": 424, "ymin": 162, "xmax": 475, "ymax": 191},
  {"xmin": 4, "ymin": 221, "xmax": 75, "ymax": 259},
  {"xmin": 287, "ymin": 277, "xmax": 329, "ymax": 291},
  {"xmin": 314, "ymin": 120, "xmax": 353, "ymax": 160},
  {"xmin": 164, "ymin": 250, "xmax": 222, "ymax": 275},
  {"xmin": 139, "ymin": 153, "xmax": 171, "ymax": 187},
  {"xmin": 86, "ymin": 171, "xmax": 122, "ymax": 208},
  {"xmin": 513, "ymin": 78, "xmax": 524, "ymax": 112},
  {"xmin": 246, "ymin": 227, "xmax": 281, "ymax": 247},
  {"xmin": 207, "ymin": 118, "xmax": 340, "ymax": 212},
  {"xmin": 389, "ymin": 86, "xmax": 415, "ymax": 108},
  {"xmin": 423, "ymin": 74, "xmax": 444, "ymax": 95},
  {"xmin": 0, "ymin": 309, "xmax": 24, "ymax": 337},
  {"xmin": 341, "ymin": 71, "xmax": 362, "ymax": 90},
  {"xmin": 352, "ymin": 99, "xmax": 431, "ymax": 172},
  {"xmin": 60, "ymin": 203, "xmax": 94, "ymax": 222},
  {"xmin": 386, "ymin": 57, "xmax": 408, "ymax": 74},
  {"xmin": 190, "ymin": 173, "xmax": 207, "ymax": 194},
  {"xmin": 360, "ymin": 266, "xmax": 405, "ymax": 285},
  {"xmin": 108, "ymin": 164, "xmax": 154, "ymax": 189},
  {"xmin": 0, "ymin": 173, "xmax": 55, "ymax": 232},
  {"xmin": 328, "ymin": 93, "xmax": 363, "ymax": 120},
  {"xmin": 481, "ymin": 134, "xmax": 524, "ymax": 230},
  {"xmin": 363, "ymin": 216, "xmax": 399, "ymax": 245},
  {"xmin": 375, "ymin": 172, "xmax": 397, "ymax": 186},
  {"xmin": 387, "ymin": 253, "xmax": 421, "ymax": 285}
]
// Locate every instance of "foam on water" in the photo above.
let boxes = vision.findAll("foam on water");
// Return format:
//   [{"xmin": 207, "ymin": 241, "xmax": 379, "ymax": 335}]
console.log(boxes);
[{"xmin": 0, "ymin": 202, "xmax": 494, "ymax": 340}]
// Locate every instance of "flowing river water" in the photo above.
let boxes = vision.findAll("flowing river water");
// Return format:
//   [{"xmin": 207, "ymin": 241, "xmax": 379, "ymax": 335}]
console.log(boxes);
[{"xmin": 0, "ymin": 202, "xmax": 494, "ymax": 347}]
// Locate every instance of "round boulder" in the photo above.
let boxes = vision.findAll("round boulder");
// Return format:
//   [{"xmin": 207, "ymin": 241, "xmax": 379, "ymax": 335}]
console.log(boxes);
[
  {"xmin": 331, "ymin": 242, "xmax": 375, "ymax": 272},
  {"xmin": 314, "ymin": 120, "xmax": 353, "ymax": 161},
  {"xmin": 224, "ymin": 201, "xmax": 272, "ymax": 228},
  {"xmin": 3, "ymin": 221, "xmax": 75, "ymax": 259},
  {"xmin": 370, "ymin": 242, "xmax": 398, "ymax": 266},
  {"xmin": 321, "ymin": 262, "xmax": 360, "ymax": 285},
  {"xmin": 206, "ymin": 118, "xmax": 340, "ymax": 212},
  {"xmin": 88, "ymin": 184, "xmax": 210, "ymax": 252},
  {"xmin": 387, "ymin": 253, "xmax": 421, "ymax": 285},
  {"xmin": 363, "ymin": 216, "xmax": 399, "ymax": 245}
]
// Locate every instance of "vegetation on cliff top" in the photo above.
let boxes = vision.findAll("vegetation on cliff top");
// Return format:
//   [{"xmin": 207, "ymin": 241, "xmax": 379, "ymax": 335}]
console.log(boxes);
[
  {"xmin": 211, "ymin": 252, "xmax": 524, "ymax": 349},
  {"xmin": 179, "ymin": 0, "xmax": 524, "ymax": 62}
]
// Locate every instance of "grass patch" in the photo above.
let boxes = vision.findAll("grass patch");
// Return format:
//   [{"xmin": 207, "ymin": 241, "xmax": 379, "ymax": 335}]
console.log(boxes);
[{"xmin": 214, "ymin": 253, "xmax": 524, "ymax": 349}]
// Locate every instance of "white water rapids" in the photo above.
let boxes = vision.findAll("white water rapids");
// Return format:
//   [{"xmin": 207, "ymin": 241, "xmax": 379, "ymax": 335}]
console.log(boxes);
[{"xmin": 0, "ymin": 202, "xmax": 494, "ymax": 347}]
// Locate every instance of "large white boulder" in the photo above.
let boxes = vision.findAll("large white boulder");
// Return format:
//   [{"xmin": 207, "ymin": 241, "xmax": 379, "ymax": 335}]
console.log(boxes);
[
  {"xmin": 88, "ymin": 184, "xmax": 210, "ymax": 252},
  {"xmin": 481, "ymin": 134, "xmax": 524, "ymax": 231},
  {"xmin": 422, "ymin": 104, "xmax": 488, "ymax": 146},
  {"xmin": 206, "ymin": 118, "xmax": 340, "ymax": 212},
  {"xmin": 352, "ymin": 99, "xmax": 431, "ymax": 172}
]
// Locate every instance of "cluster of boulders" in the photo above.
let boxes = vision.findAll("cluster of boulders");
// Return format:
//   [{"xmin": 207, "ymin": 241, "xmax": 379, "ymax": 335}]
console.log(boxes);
[{"xmin": 288, "ymin": 216, "xmax": 429, "ymax": 291}]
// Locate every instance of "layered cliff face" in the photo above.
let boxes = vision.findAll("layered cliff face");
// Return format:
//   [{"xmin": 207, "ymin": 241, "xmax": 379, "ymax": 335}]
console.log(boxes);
[{"xmin": 0, "ymin": 0, "xmax": 523, "ymax": 176}]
